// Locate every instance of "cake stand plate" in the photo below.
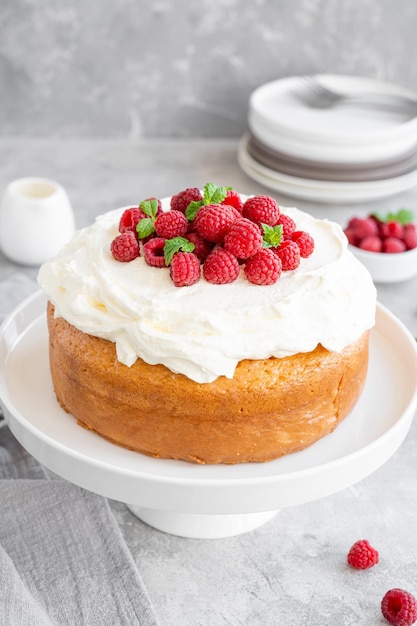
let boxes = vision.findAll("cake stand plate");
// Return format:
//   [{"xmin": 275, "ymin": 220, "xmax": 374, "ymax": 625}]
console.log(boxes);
[{"xmin": 1, "ymin": 291, "xmax": 417, "ymax": 539}]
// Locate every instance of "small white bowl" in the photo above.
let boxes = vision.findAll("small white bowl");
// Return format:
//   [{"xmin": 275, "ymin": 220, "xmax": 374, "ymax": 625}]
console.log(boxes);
[{"xmin": 348, "ymin": 243, "xmax": 417, "ymax": 283}]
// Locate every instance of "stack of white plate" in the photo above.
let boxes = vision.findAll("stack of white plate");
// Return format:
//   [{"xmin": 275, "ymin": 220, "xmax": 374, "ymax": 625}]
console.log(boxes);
[{"xmin": 238, "ymin": 75, "xmax": 417, "ymax": 203}]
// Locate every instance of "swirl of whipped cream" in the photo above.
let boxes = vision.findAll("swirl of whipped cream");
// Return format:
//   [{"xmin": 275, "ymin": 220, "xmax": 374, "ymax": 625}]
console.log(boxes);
[{"xmin": 38, "ymin": 201, "xmax": 376, "ymax": 383}]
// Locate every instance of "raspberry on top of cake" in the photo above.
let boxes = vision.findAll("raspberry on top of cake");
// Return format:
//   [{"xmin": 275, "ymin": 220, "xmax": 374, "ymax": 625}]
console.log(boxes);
[{"xmin": 38, "ymin": 184, "xmax": 376, "ymax": 384}]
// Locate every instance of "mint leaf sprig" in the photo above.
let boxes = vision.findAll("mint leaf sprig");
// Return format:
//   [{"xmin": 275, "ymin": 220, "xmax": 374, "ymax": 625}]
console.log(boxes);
[
  {"xmin": 136, "ymin": 199, "xmax": 160, "ymax": 239},
  {"xmin": 373, "ymin": 208, "xmax": 414, "ymax": 225},
  {"xmin": 262, "ymin": 223, "xmax": 283, "ymax": 248},
  {"xmin": 164, "ymin": 237, "xmax": 195, "ymax": 266},
  {"xmin": 185, "ymin": 182, "xmax": 231, "ymax": 221}
]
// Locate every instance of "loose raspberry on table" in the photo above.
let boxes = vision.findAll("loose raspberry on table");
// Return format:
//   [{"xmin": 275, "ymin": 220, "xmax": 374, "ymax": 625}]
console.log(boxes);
[
  {"xmin": 221, "ymin": 189, "xmax": 243, "ymax": 212},
  {"xmin": 275, "ymin": 240, "xmax": 301, "ymax": 271},
  {"xmin": 244, "ymin": 248, "xmax": 282, "ymax": 285},
  {"xmin": 276, "ymin": 213, "xmax": 296, "ymax": 238},
  {"xmin": 194, "ymin": 204, "xmax": 239, "ymax": 243},
  {"xmin": 185, "ymin": 232, "xmax": 212, "ymax": 262},
  {"xmin": 119, "ymin": 207, "xmax": 145, "ymax": 233},
  {"xmin": 143, "ymin": 237, "xmax": 166, "ymax": 267},
  {"xmin": 347, "ymin": 539, "xmax": 379, "ymax": 569},
  {"xmin": 203, "ymin": 248, "xmax": 240, "ymax": 284},
  {"xmin": 110, "ymin": 231, "xmax": 140, "ymax": 262},
  {"xmin": 155, "ymin": 210, "xmax": 188, "ymax": 239},
  {"xmin": 224, "ymin": 218, "xmax": 263, "ymax": 259},
  {"xmin": 169, "ymin": 251, "xmax": 200, "ymax": 287},
  {"xmin": 383, "ymin": 237, "xmax": 407, "ymax": 253},
  {"xmin": 170, "ymin": 187, "xmax": 203, "ymax": 214},
  {"xmin": 291, "ymin": 230, "xmax": 315, "ymax": 258},
  {"xmin": 381, "ymin": 588, "xmax": 417, "ymax": 626},
  {"xmin": 242, "ymin": 195, "xmax": 280, "ymax": 226}
]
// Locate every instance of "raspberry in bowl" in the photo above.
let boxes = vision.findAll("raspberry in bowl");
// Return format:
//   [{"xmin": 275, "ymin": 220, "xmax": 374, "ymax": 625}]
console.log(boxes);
[{"xmin": 344, "ymin": 209, "xmax": 417, "ymax": 283}]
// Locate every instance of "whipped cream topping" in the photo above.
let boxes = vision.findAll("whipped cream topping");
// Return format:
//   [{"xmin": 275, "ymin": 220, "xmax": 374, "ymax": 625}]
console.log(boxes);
[{"xmin": 38, "ymin": 200, "xmax": 376, "ymax": 383}]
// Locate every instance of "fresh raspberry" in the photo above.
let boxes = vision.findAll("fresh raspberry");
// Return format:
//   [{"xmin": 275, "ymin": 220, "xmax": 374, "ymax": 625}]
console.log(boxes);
[
  {"xmin": 110, "ymin": 231, "xmax": 140, "ymax": 262},
  {"xmin": 185, "ymin": 232, "xmax": 212, "ymax": 262},
  {"xmin": 169, "ymin": 252, "xmax": 200, "ymax": 287},
  {"xmin": 203, "ymin": 248, "xmax": 240, "ymax": 284},
  {"xmin": 221, "ymin": 189, "xmax": 243, "ymax": 212},
  {"xmin": 344, "ymin": 226, "xmax": 361, "ymax": 247},
  {"xmin": 143, "ymin": 237, "xmax": 166, "ymax": 267},
  {"xmin": 194, "ymin": 204, "xmax": 239, "ymax": 243},
  {"xmin": 119, "ymin": 207, "xmax": 145, "ymax": 233},
  {"xmin": 291, "ymin": 230, "xmax": 315, "ymax": 258},
  {"xmin": 383, "ymin": 237, "xmax": 407, "ymax": 253},
  {"xmin": 242, "ymin": 195, "xmax": 280, "ymax": 226},
  {"xmin": 381, "ymin": 588, "xmax": 417, "ymax": 626},
  {"xmin": 359, "ymin": 235, "xmax": 383, "ymax": 252},
  {"xmin": 155, "ymin": 210, "xmax": 188, "ymax": 239},
  {"xmin": 244, "ymin": 248, "xmax": 282, "ymax": 285},
  {"xmin": 346, "ymin": 216, "xmax": 363, "ymax": 229},
  {"xmin": 347, "ymin": 539, "xmax": 379, "ymax": 569},
  {"xmin": 276, "ymin": 213, "xmax": 296, "ymax": 238},
  {"xmin": 380, "ymin": 220, "xmax": 405, "ymax": 240},
  {"xmin": 170, "ymin": 187, "xmax": 203, "ymax": 214},
  {"xmin": 224, "ymin": 218, "xmax": 263, "ymax": 259},
  {"xmin": 275, "ymin": 240, "xmax": 301, "ymax": 271},
  {"xmin": 403, "ymin": 224, "xmax": 417, "ymax": 250},
  {"xmin": 346, "ymin": 216, "xmax": 379, "ymax": 240}
]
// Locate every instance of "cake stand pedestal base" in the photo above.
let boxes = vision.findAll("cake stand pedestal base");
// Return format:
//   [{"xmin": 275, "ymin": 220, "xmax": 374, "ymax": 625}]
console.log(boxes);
[{"xmin": 126, "ymin": 505, "xmax": 280, "ymax": 539}]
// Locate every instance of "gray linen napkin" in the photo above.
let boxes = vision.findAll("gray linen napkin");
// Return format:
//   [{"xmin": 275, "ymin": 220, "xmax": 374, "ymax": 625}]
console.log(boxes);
[{"xmin": 0, "ymin": 427, "xmax": 160, "ymax": 626}]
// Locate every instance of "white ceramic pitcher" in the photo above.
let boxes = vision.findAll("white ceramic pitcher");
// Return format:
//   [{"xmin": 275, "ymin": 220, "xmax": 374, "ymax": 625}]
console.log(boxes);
[{"xmin": 0, "ymin": 177, "xmax": 76, "ymax": 265}]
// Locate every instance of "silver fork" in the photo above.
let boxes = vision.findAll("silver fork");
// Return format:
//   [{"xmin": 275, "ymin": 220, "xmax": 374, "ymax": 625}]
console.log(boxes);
[{"xmin": 294, "ymin": 75, "xmax": 417, "ymax": 116}]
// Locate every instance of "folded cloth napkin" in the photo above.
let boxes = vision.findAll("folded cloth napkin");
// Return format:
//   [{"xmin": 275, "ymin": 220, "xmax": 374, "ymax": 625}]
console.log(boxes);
[{"xmin": 0, "ymin": 427, "xmax": 160, "ymax": 626}]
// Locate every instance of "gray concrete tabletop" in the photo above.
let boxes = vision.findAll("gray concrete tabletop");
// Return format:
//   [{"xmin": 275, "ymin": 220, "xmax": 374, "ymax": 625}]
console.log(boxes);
[{"xmin": 1, "ymin": 137, "xmax": 417, "ymax": 625}]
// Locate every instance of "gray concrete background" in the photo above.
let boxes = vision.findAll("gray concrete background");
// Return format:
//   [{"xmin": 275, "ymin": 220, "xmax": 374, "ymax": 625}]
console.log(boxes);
[{"xmin": 1, "ymin": 0, "xmax": 417, "ymax": 138}]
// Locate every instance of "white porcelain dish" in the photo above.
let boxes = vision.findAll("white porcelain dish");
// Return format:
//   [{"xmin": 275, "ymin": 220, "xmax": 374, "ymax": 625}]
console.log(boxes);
[
  {"xmin": 238, "ymin": 136, "xmax": 417, "ymax": 203},
  {"xmin": 249, "ymin": 113, "xmax": 417, "ymax": 164},
  {"xmin": 0, "ymin": 177, "xmax": 75, "ymax": 266},
  {"xmin": 1, "ymin": 291, "xmax": 417, "ymax": 538},
  {"xmin": 246, "ymin": 131, "xmax": 417, "ymax": 182},
  {"xmin": 249, "ymin": 75, "xmax": 417, "ymax": 163},
  {"xmin": 348, "ymin": 244, "xmax": 417, "ymax": 283}
]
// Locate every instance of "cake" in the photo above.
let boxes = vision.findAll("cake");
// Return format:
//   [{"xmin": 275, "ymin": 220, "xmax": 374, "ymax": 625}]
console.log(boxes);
[{"xmin": 38, "ymin": 184, "xmax": 376, "ymax": 464}]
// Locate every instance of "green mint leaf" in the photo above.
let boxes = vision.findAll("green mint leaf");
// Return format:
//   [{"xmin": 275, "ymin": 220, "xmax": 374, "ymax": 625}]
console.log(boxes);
[
  {"xmin": 202, "ymin": 182, "xmax": 230, "ymax": 205},
  {"xmin": 140, "ymin": 198, "xmax": 159, "ymax": 219},
  {"xmin": 185, "ymin": 200, "xmax": 204, "ymax": 221},
  {"xmin": 203, "ymin": 183, "xmax": 217, "ymax": 203},
  {"xmin": 210, "ymin": 186, "xmax": 229, "ymax": 204},
  {"xmin": 394, "ymin": 208, "xmax": 414, "ymax": 225},
  {"xmin": 163, "ymin": 236, "xmax": 195, "ymax": 266},
  {"xmin": 374, "ymin": 208, "xmax": 414, "ymax": 225},
  {"xmin": 262, "ymin": 223, "xmax": 283, "ymax": 248},
  {"xmin": 136, "ymin": 217, "xmax": 155, "ymax": 239},
  {"xmin": 185, "ymin": 183, "xmax": 232, "ymax": 222}
]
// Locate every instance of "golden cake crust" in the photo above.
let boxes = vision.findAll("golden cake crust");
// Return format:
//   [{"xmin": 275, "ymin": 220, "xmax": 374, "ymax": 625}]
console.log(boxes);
[{"xmin": 47, "ymin": 302, "xmax": 369, "ymax": 464}]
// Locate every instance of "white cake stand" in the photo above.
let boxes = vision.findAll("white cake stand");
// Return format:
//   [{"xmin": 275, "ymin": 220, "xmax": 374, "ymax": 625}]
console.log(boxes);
[{"xmin": 1, "ymin": 291, "xmax": 417, "ymax": 539}]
